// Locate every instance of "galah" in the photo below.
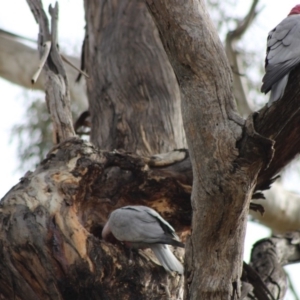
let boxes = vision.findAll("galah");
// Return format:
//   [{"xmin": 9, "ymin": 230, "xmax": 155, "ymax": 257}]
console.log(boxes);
[
  {"xmin": 102, "ymin": 205, "xmax": 184, "ymax": 274},
  {"xmin": 261, "ymin": 4, "xmax": 300, "ymax": 106}
]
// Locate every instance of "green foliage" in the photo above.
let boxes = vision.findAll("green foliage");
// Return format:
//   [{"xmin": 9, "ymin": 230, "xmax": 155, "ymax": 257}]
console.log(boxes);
[
  {"xmin": 11, "ymin": 91, "xmax": 85, "ymax": 172},
  {"xmin": 11, "ymin": 96, "xmax": 53, "ymax": 171}
]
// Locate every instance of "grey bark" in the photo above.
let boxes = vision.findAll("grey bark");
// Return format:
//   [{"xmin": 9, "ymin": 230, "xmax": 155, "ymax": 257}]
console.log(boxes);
[
  {"xmin": 83, "ymin": 0, "xmax": 186, "ymax": 154},
  {"xmin": 2, "ymin": 0, "xmax": 300, "ymax": 234},
  {"xmin": 0, "ymin": 0, "xmax": 300, "ymax": 299},
  {"xmin": 26, "ymin": 1, "xmax": 75, "ymax": 143},
  {"xmin": 146, "ymin": 1, "xmax": 248, "ymax": 299},
  {"xmin": 244, "ymin": 231, "xmax": 300, "ymax": 300},
  {"xmin": 0, "ymin": 140, "xmax": 186, "ymax": 300},
  {"xmin": 146, "ymin": 0, "xmax": 300, "ymax": 299}
]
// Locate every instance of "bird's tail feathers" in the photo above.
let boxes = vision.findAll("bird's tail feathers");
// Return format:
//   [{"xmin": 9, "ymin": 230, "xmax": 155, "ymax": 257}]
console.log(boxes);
[
  {"xmin": 268, "ymin": 74, "xmax": 289, "ymax": 106},
  {"xmin": 151, "ymin": 244, "xmax": 184, "ymax": 274},
  {"xmin": 170, "ymin": 239, "xmax": 185, "ymax": 248}
]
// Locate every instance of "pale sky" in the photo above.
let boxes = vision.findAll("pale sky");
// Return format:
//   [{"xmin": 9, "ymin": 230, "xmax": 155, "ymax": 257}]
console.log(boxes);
[{"xmin": 0, "ymin": 1, "xmax": 299, "ymax": 298}]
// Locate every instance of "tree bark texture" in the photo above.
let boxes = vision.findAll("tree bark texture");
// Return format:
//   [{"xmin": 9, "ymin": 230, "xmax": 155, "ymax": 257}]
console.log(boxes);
[
  {"xmin": 83, "ymin": 0, "xmax": 186, "ymax": 155},
  {"xmin": 147, "ymin": 1, "xmax": 253, "ymax": 299},
  {"xmin": 1, "ymin": 138, "xmax": 299, "ymax": 299},
  {"xmin": 146, "ymin": 0, "xmax": 300, "ymax": 299},
  {"xmin": 2, "ymin": 0, "xmax": 300, "ymax": 299},
  {"xmin": 0, "ymin": 139, "xmax": 186, "ymax": 300},
  {"xmin": 27, "ymin": 1, "xmax": 75, "ymax": 144},
  {"xmin": 244, "ymin": 231, "xmax": 300, "ymax": 300}
]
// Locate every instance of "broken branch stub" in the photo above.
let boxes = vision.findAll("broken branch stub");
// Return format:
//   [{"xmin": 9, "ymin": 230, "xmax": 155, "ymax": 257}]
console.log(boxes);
[{"xmin": 27, "ymin": 0, "xmax": 75, "ymax": 143}]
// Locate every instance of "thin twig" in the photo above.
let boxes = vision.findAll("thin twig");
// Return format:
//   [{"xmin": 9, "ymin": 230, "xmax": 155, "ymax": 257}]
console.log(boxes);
[
  {"xmin": 61, "ymin": 54, "xmax": 89, "ymax": 78},
  {"xmin": 31, "ymin": 41, "xmax": 51, "ymax": 84},
  {"xmin": 225, "ymin": 0, "xmax": 261, "ymax": 116}
]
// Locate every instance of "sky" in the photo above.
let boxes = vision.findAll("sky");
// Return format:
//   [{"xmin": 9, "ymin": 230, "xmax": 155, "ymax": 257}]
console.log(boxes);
[{"xmin": 0, "ymin": 0, "xmax": 299, "ymax": 298}]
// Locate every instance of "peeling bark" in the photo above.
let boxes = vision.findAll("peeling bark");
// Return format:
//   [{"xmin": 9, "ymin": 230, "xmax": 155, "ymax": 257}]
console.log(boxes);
[
  {"xmin": 26, "ymin": 1, "xmax": 75, "ymax": 143},
  {"xmin": 0, "ymin": 139, "xmax": 185, "ymax": 299},
  {"xmin": 1, "ymin": 137, "xmax": 298, "ymax": 299},
  {"xmin": 2, "ymin": 0, "xmax": 300, "ymax": 236},
  {"xmin": 1, "ymin": 0, "xmax": 300, "ymax": 299}
]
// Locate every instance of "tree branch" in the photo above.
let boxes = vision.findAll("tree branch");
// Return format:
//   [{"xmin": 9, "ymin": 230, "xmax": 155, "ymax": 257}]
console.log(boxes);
[
  {"xmin": 145, "ymin": 1, "xmax": 262, "ymax": 299},
  {"xmin": 254, "ymin": 64, "xmax": 300, "ymax": 190},
  {"xmin": 3, "ymin": 1, "xmax": 299, "ymax": 299},
  {"xmin": 247, "ymin": 232, "xmax": 300, "ymax": 300},
  {"xmin": 225, "ymin": 0, "xmax": 259, "ymax": 116},
  {"xmin": 0, "ymin": 29, "xmax": 88, "ymax": 107},
  {"xmin": 83, "ymin": 0, "xmax": 186, "ymax": 154},
  {"xmin": 251, "ymin": 182, "xmax": 300, "ymax": 232},
  {"xmin": 145, "ymin": 0, "xmax": 300, "ymax": 298},
  {"xmin": 26, "ymin": 0, "xmax": 75, "ymax": 143}
]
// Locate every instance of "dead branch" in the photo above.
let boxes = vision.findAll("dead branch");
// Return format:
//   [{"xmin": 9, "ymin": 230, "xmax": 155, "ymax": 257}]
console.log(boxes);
[
  {"xmin": 246, "ymin": 232, "xmax": 300, "ymax": 300},
  {"xmin": 26, "ymin": 0, "xmax": 75, "ymax": 143},
  {"xmin": 225, "ymin": 0, "xmax": 260, "ymax": 116},
  {"xmin": 0, "ymin": 29, "xmax": 87, "ymax": 106}
]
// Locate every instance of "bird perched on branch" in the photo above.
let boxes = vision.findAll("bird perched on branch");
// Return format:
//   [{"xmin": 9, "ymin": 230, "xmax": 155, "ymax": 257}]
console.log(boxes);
[
  {"xmin": 102, "ymin": 205, "xmax": 184, "ymax": 274},
  {"xmin": 261, "ymin": 4, "xmax": 300, "ymax": 106}
]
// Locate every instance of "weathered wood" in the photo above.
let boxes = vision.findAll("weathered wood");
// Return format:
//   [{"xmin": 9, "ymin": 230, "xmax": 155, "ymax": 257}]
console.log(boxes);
[
  {"xmin": 245, "ymin": 231, "xmax": 300, "ymax": 300},
  {"xmin": 255, "ymin": 64, "xmax": 300, "ymax": 190},
  {"xmin": 0, "ymin": 139, "xmax": 185, "ymax": 300},
  {"xmin": 83, "ymin": 0, "xmax": 185, "ymax": 154},
  {"xmin": 146, "ymin": 1, "xmax": 255, "ymax": 299},
  {"xmin": 1, "ymin": 137, "xmax": 299, "ymax": 299},
  {"xmin": 27, "ymin": 0, "xmax": 75, "ymax": 143},
  {"xmin": 146, "ymin": 0, "xmax": 300, "ymax": 299},
  {"xmin": 1, "ymin": 0, "xmax": 298, "ymax": 299}
]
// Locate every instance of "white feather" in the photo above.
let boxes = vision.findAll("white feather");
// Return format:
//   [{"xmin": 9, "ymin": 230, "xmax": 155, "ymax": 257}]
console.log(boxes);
[{"xmin": 150, "ymin": 244, "xmax": 184, "ymax": 274}]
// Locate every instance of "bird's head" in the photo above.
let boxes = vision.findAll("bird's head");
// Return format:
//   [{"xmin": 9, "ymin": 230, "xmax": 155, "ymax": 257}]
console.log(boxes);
[{"xmin": 288, "ymin": 4, "xmax": 300, "ymax": 15}]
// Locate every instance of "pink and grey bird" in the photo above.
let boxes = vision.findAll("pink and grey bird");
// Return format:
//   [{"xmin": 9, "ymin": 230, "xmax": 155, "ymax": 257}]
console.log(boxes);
[
  {"xmin": 102, "ymin": 205, "xmax": 184, "ymax": 274},
  {"xmin": 261, "ymin": 5, "xmax": 300, "ymax": 106}
]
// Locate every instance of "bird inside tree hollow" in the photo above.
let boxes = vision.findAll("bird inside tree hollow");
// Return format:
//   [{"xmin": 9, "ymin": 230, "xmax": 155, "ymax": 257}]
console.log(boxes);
[
  {"xmin": 261, "ymin": 4, "xmax": 300, "ymax": 106},
  {"xmin": 102, "ymin": 205, "xmax": 184, "ymax": 274}
]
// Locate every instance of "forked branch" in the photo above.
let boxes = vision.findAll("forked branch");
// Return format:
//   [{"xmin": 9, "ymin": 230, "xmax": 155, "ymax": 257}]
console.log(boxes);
[{"xmin": 26, "ymin": 0, "xmax": 75, "ymax": 143}]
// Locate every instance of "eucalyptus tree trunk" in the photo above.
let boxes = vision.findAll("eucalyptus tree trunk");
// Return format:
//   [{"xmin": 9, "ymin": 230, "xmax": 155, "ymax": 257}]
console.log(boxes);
[
  {"xmin": 83, "ymin": 0, "xmax": 185, "ymax": 154},
  {"xmin": 146, "ymin": 0, "xmax": 300, "ymax": 299},
  {"xmin": 0, "ymin": 0, "xmax": 187, "ymax": 299},
  {"xmin": 1, "ymin": 0, "xmax": 300, "ymax": 299}
]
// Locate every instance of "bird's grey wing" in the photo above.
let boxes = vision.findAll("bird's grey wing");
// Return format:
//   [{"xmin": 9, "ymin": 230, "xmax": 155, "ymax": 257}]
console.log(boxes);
[
  {"xmin": 262, "ymin": 15, "xmax": 300, "ymax": 93},
  {"xmin": 108, "ymin": 207, "xmax": 167, "ymax": 244},
  {"xmin": 135, "ymin": 206, "xmax": 177, "ymax": 234},
  {"xmin": 128, "ymin": 206, "xmax": 183, "ymax": 244}
]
